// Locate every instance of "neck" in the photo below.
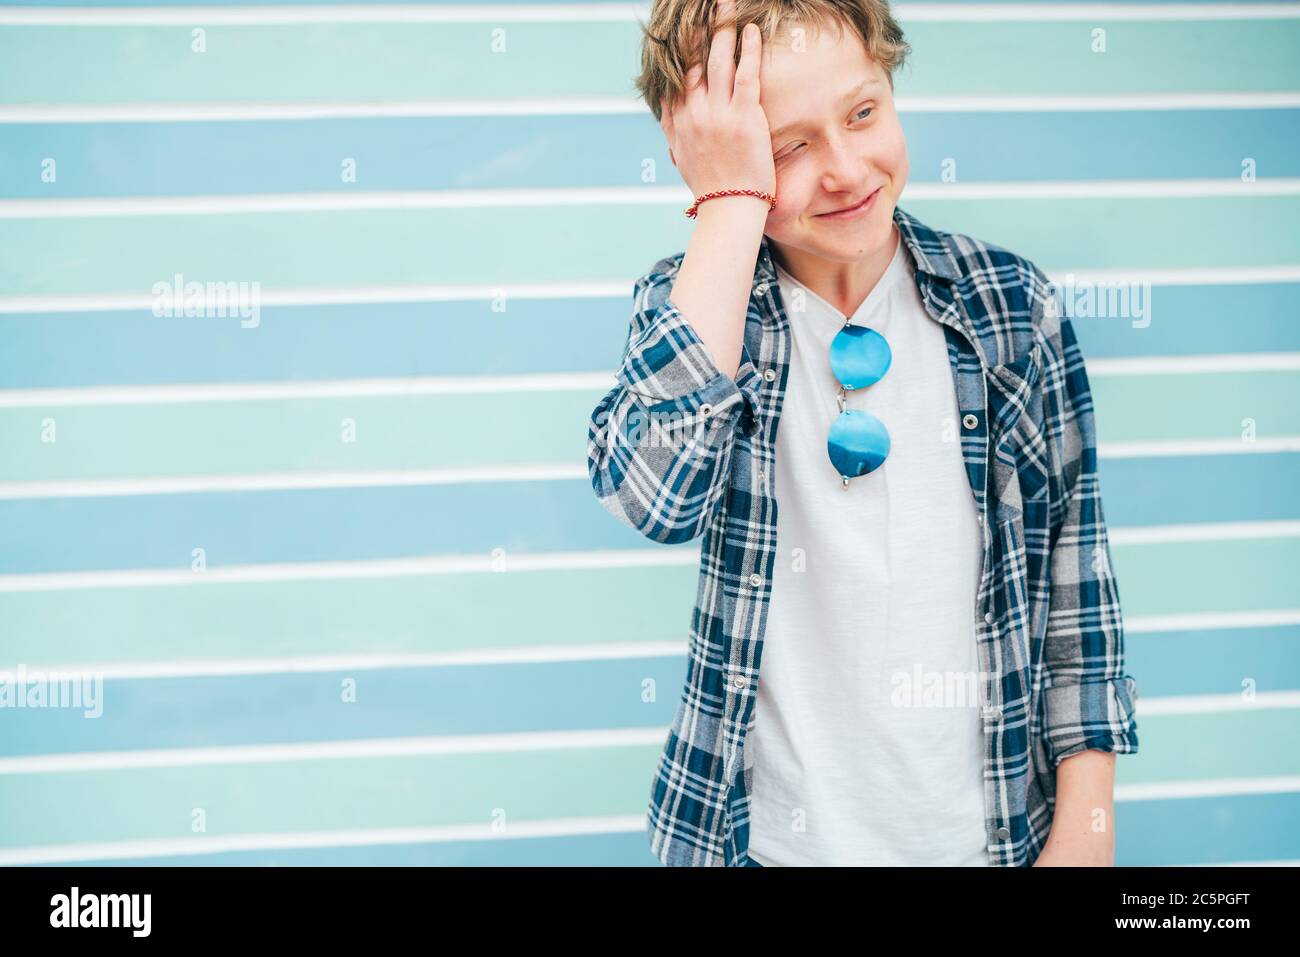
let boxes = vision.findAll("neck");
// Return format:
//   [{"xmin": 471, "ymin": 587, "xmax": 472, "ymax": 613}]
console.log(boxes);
[{"xmin": 771, "ymin": 225, "xmax": 901, "ymax": 318}]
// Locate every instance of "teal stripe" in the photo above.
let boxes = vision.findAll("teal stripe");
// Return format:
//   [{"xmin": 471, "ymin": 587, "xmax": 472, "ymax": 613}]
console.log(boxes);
[
  {"xmin": 0, "ymin": 563, "xmax": 702, "ymax": 668},
  {"xmin": 3, "ymin": 198, "xmax": 1297, "ymax": 297},
  {"xmin": 0, "ymin": 744, "xmax": 662, "ymax": 848},
  {"xmin": 1, "ymin": 21, "xmax": 1296, "ymax": 104},
  {"xmin": 1119, "ymin": 709, "xmax": 1300, "ymax": 783},
  {"xmin": 1, "ymin": 372, "xmax": 1294, "ymax": 481},
  {"xmin": 0, "ymin": 538, "xmax": 1295, "ymax": 667}
]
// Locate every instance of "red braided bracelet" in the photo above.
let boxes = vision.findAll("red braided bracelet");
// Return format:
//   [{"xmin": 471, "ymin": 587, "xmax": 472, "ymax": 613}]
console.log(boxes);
[{"xmin": 685, "ymin": 188, "xmax": 777, "ymax": 219}]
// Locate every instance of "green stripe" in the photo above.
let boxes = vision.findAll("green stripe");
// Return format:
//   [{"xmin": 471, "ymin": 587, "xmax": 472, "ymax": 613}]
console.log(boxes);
[
  {"xmin": 0, "ymin": 20, "xmax": 1295, "ymax": 104},
  {"xmin": 2, "ymin": 197, "xmax": 1296, "ymax": 298},
  {"xmin": 0, "ymin": 744, "xmax": 660, "ymax": 849},
  {"xmin": 3, "ymin": 537, "xmax": 1297, "ymax": 667},
  {"xmin": 2, "ymin": 372, "xmax": 1295, "ymax": 480}
]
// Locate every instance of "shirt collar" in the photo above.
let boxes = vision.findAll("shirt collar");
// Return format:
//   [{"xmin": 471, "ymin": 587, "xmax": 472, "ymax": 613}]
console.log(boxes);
[{"xmin": 754, "ymin": 203, "xmax": 961, "ymax": 286}]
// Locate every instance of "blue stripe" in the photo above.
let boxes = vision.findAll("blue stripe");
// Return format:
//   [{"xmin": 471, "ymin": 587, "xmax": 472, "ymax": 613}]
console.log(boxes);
[
  {"xmin": 1, "ymin": 283, "xmax": 1295, "ymax": 389},
  {"xmin": 1119, "ymin": 790, "xmax": 1300, "ymax": 866},
  {"xmin": 0, "ymin": 298, "xmax": 625, "ymax": 388},
  {"xmin": 0, "ymin": 656, "xmax": 687, "ymax": 756},
  {"xmin": 1, "ymin": 453, "xmax": 1296, "ymax": 573},
  {"xmin": 1, "ymin": 110, "xmax": 1295, "ymax": 198},
  {"xmin": 1126, "ymin": 625, "xmax": 1300, "ymax": 697},
  {"xmin": 7, "ymin": 625, "xmax": 1298, "ymax": 757}
]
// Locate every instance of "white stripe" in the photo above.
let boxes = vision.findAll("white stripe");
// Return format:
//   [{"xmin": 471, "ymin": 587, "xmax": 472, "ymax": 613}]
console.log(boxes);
[
  {"xmin": 0, "ymin": 464, "xmax": 584, "ymax": 500},
  {"xmin": 3, "ymin": 179, "xmax": 1298, "ymax": 220},
  {"xmin": 1127, "ymin": 608, "xmax": 1300, "ymax": 632},
  {"xmin": 7, "ymin": 640, "xmax": 690, "ymax": 681},
  {"xmin": 0, "ymin": 546, "xmax": 701, "ymax": 592},
  {"xmin": 0, "ymin": 814, "xmax": 649, "ymax": 867},
  {"xmin": 0, "ymin": 280, "xmax": 630, "ymax": 314},
  {"xmin": 0, "ymin": 726, "xmax": 668, "ymax": 775},
  {"xmin": 1, "ymin": 267, "xmax": 1296, "ymax": 315},
  {"xmin": 1115, "ymin": 774, "xmax": 1300, "ymax": 801},
  {"xmin": 1089, "ymin": 353, "xmax": 1300, "ymax": 376},
  {"xmin": 1137, "ymin": 690, "xmax": 1300, "ymax": 715},
  {"xmin": 1100, "ymin": 436, "xmax": 1300, "ymax": 458},
  {"xmin": 0, "ymin": 353, "xmax": 1295, "ymax": 410},
  {"xmin": 5, "ymin": 352, "xmax": 1299, "ymax": 408},
  {"xmin": 0, "ymin": 372, "xmax": 615, "ymax": 407},
  {"xmin": 1109, "ymin": 520, "xmax": 1300, "ymax": 545},
  {"xmin": 3, "ymin": 92, "xmax": 1299, "ymax": 124},
  {"xmin": 0, "ymin": 3, "xmax": 1296, "ymax": 26}
]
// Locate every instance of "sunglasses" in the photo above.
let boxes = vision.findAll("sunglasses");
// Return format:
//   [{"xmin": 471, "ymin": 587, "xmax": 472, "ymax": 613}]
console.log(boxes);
[{"xmin": 827, "ymin": 320, "xmax": 892, "ymax": 487}]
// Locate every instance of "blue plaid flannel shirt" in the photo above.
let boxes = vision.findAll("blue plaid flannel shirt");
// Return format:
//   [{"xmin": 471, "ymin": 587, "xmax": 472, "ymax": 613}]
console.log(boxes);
[{"xmin": 586, "ymin": 204, "xmax": 1140, "ymax": 867}]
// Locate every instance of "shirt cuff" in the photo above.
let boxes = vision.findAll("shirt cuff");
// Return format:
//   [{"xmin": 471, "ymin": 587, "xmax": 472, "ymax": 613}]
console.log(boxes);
[
  {"xmin": 615, "ymin": 296, "xmax": 764, "ymax": 436},
  {"xmin": 1041, "ymin": 674, "xmax": 1140, "ymax": 771}
]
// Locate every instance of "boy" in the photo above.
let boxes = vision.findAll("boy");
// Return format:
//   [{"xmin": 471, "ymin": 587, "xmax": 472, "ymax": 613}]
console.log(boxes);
[{"xmin": 586, "ymin": 0, "xmax": 1139, "ymax": 866}]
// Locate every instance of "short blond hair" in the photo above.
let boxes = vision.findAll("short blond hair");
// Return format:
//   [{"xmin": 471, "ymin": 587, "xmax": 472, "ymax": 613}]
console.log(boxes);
[{"xmin": 635, "ymin": 0, "xmax": 911, "ymax": 123}]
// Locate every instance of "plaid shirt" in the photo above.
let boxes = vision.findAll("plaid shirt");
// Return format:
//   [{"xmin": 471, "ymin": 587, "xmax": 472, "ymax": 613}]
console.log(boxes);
[{"xmin": 586, "ymin": 204, "xmax": 1140, "ymax": 867}]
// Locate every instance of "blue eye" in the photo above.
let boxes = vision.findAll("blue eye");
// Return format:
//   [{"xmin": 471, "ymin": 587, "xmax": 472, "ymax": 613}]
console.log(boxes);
[{"xmin": 854, "ymin": 105, "xmax": 874, "ymax": 121}]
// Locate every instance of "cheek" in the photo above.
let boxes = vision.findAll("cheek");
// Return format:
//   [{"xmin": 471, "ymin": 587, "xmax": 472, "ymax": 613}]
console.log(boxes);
[{"xmin": 771, "ymin": 168, "xmax": 816, "ymax": 224}]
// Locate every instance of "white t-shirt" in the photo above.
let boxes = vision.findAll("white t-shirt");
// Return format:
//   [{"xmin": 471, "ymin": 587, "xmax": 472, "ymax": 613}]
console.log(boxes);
[{"xmin": 744, "ymin": 231, "xmax": 989, "ymax": 867}]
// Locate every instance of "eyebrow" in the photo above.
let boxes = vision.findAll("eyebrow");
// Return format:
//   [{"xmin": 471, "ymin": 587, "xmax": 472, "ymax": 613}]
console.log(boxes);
[{"xmin": 769, "ymin": 78, "xmax": 883, "ymax": 140}]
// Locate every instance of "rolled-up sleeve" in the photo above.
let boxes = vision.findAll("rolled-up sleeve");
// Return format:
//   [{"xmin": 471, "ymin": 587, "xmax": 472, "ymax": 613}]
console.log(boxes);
[
  {"xmin": 586, "ymin": 257, "xmax": 763, "ymax": 544},
  {"xmin": 1040, "ymin": 308, "xmax": 1141, "ymax": 770}
]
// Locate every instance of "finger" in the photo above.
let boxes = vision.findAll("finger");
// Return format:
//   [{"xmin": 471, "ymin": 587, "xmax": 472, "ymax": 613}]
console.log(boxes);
[
  {"xmin": 684, "ymin": 62, "xmax": 705, "ymax": 99},
  {"xmin": 706, "ymin": 0, "xmax": 737, "ymax": 110},
  {"xmin": 732, "ymin": 22, "xmax": 761, "ymax": 107}
]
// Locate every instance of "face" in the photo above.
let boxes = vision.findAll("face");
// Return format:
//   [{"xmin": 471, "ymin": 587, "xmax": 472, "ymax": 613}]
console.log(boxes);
[{"xmin": 758, "ymin": 21, "xmax": 909, "ymax": 273}]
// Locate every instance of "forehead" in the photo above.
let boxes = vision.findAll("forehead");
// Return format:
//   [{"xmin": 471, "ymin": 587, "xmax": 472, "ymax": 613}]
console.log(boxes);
[{"xmin": 759, "ymin": 22, "xmax": 887, "ymax": 125}]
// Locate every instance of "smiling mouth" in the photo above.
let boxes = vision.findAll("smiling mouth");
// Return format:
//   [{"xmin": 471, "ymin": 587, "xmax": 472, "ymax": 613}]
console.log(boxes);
[{"xmin": 818, "ymin": 187, "xmax": 880, "ymax": 216}]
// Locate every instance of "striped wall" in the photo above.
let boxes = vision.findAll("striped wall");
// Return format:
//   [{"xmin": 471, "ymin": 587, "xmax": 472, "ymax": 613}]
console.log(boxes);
[{"xmin": 1, "ymin": 1, "xmax": 1298, "ymax": 866}]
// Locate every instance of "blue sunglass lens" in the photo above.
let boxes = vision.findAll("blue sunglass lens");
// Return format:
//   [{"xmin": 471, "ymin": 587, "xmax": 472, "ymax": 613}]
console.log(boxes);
[
  {"xmin": 828, "ymin": 409, "xmax": 890, "ymax": 480},
  {"xmin": 829, "ymin": 325, "xmax": 891, "ymax": 390}
]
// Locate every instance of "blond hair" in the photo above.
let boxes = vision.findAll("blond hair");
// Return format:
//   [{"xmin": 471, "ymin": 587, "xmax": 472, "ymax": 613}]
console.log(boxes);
[{"xmin": 635, "ymin": 0, "xmax": 911, "ymax": 123}]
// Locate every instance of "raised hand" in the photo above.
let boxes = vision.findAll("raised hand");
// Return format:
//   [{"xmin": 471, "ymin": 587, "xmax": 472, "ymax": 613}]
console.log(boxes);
[{"xmin": 660, "ymin": 0, "xmax": 776, "ymax": 204}]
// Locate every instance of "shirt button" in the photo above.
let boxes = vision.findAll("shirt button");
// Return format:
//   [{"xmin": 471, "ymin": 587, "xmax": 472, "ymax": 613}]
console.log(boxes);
[
  {"xmin": 763, "ymin": 368, "xmax": 777, "ymax": 382},
  {"xmin": 984, "ymin": 611, "xmax": 994, "ymax": 624},
  {"xmin": 748, "ymin": 573, "xmax": 762, "ymax": 587},
  {"xmin": 756, "ymin": 469, "xmax": 766, "ymax": 481},
  {"xmin": 755, "ymin": 283, "xmax": 769, "ymax": 296},
  {"xmin": 700, "ymin": 403, "xmax": 713, "ymax": 417},
  {"xmin": 962, "ymin": 413, "xmax": 979, "ymax": 430},
  {"xmin": 977, "ymin": 512, "xmax": 984, "ymax": 526},
  {"xmin": 733, "ymin": 674, "xmax": 748, "ymax": 689},
  {"xmin": 985, "ymin": 706, "xmax": 1002, "ymax": 721},
  {"xmin": 995, "ymin": 826, "xmax": 1011, "ymax": 841}
]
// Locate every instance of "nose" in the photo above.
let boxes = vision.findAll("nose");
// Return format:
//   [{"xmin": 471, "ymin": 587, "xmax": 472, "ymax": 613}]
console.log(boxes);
[{"xmin": 819, "ymin": 129, "xmax": 864, "ymax": 196}]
